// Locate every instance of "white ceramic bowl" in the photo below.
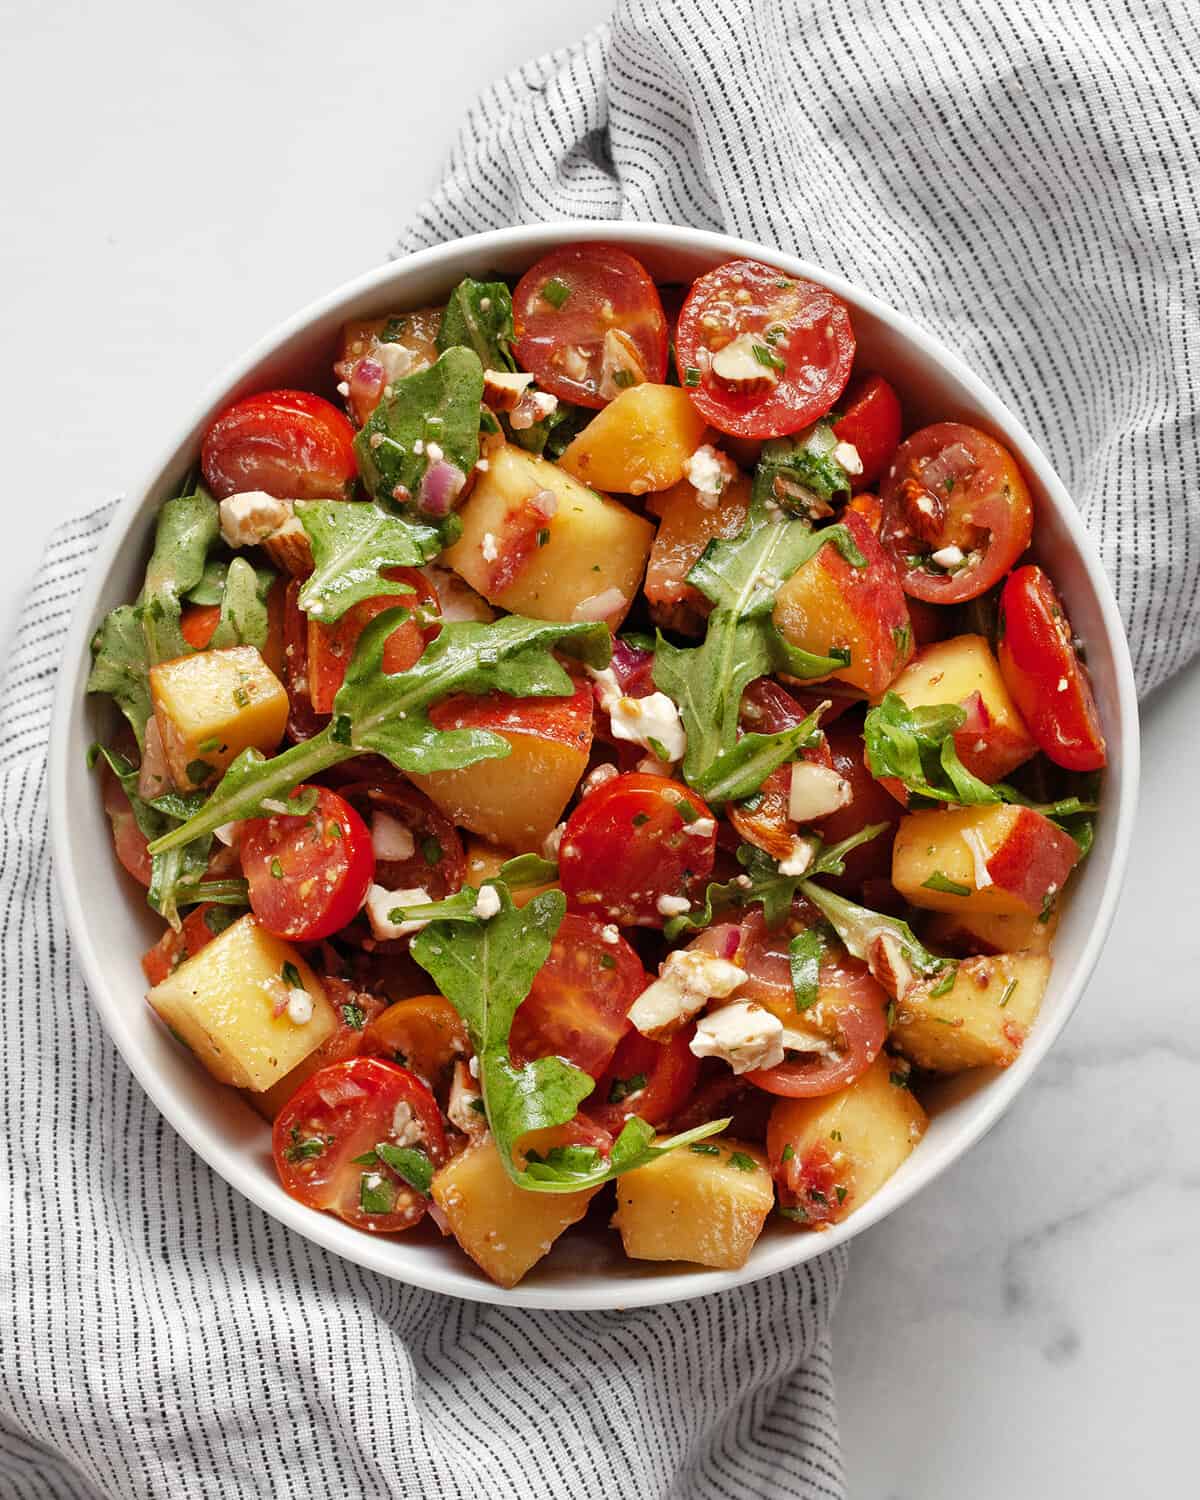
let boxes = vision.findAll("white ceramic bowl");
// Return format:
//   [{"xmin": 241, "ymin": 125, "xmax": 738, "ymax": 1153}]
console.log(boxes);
[{"xmin": 49, "ymin": 223, "xmax": 1139, "ymax": 1309}]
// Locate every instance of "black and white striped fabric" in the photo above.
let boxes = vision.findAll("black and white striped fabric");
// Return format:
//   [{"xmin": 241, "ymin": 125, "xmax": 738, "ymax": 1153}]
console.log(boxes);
[{"xmin": 5, "ymin": 3, "xmax": 1198, "ymax": 1496}]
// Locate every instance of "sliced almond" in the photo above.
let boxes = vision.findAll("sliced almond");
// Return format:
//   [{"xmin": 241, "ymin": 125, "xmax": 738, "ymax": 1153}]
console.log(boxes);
[
  {"xmin": 597, "ymin": 328, "xmax": 648, "ymax": 400},
  {"xmin": 261, "ymin": 515, "xmax": 314, "ymax": 578},
  {"xmin": 788, "ymin": 760, "xmax": 851, "ymax": 823},
  {"xmin": 482, "ymin": 368, "xmax": 534, "ymax": 412},
  {"xmin": 710, "ymin": 332, "xmax": 780, "ymax": 394}
]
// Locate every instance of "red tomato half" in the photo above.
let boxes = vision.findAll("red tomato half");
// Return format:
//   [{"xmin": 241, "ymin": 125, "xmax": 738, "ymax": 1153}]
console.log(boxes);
[
  {"xmin": 509, "ymin": 913, "xmax": 645, "ymax": 1078},
  {"xmin": 512, "ymin": 245, "xmax": 668, "ymax": 408},
  {"xmin": 273, "ymin": 1058, "xmax": 446, "ymax": 1232},
  {"xmin": 334, "ymin": 776, "xmax": 466, "ymax": 901},
  {"xmin": 200, "ymin": 389, "xmax": 357, "ymax": 501},
  {"xmin": 879, "ymin": 422, "xmax": 1033, "ymax": 603},
  {"xmin": 586, "ymin": 1025, "xmax": 701, "ymax": 1135},
  {"xmin": 675, "ymin": 260, "xmax": 855, "ymax": 439},
  {"xmin": 242, "ymin": 786, "xmax": 375, "ymax": 942},
  {"xmin": 998, "ymin": 565, "xmax": 1107, "ymax": 771},
  {"xmin": 559, "ymin": 773, "xmax": 717, "ymax": 927},
  {"xmin": 833, "ymin": 373, "xmax": 902, "ymax": 490},
  {"xmin": 307, "ymin": 570, "xmax": 440, "ymax": 714}
]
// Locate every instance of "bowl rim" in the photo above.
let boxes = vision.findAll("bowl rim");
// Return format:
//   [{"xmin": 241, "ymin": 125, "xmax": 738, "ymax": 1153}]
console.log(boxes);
[{"xmin": 48, "ymin": 220, "xmax": 1140, "ymax": 1309}]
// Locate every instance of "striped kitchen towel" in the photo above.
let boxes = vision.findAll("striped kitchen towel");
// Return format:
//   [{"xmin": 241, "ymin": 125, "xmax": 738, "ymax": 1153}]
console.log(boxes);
[{"xmin": 4, "ymin": 2, "xmax": 1198, "ymax": 1498}]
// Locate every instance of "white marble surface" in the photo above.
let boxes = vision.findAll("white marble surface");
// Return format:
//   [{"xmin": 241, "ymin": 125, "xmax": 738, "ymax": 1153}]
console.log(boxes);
[{"xmin": 4, "ymin": 2, "xmax": 1195, "ymax": 1494}]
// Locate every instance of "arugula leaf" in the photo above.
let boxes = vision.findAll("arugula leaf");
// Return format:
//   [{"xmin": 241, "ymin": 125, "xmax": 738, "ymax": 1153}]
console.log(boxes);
[
  {"xmin": 207, "ymin": 557, "xmax": 269, "ymax": 650},
  {"xmin": 172, "ymin": 877, "xmax": 249, "ymax": 908},
  {"xmin": 436, "ymin": 278, "xmax": 517, "ymax": 370},
  {"xmin": 653, "ymin": 516, "xmax": 864, "ymax": 789},
  {"xmin": 87, "ymin": 606, "xmax": 152, "ymax": 748},
  {"xmin": 789, "ymin": 928, "xmax": 824, "ymax": 1010},
  {"xmin": 540, "ymin": 402, "xmax": 592, "ymax": 460},
  {"xmin": 295, "ymin": 501, "xmax": 440, "ymax": 622},
  {"xmin": 354, "ymin": 348, "xmax": 484, "ymax": 512},
  {"xmin": 799, "ymin": 880, "xmax": 948, "ymax": 980},
  {"xmin": 769, "ymin": 638, "xmax": 852, "ymax": 680},
  {"xmin": 139, "ymin": 485, "xmax": 220, "ymax": 664},
  {"xmin": 863, "ymin": 693, "xmax": 1001, "ymax": 806},
  {"xmin": 498, "ymin": 853, "xmax": 559, "ymax": 887},
  {"xmin": 689, "ymin": 707, "xmax": 824, "ymax": 805},
  {"xmin": 147, "ymin": 612, "xmax": 611, "ymax": 854},
  {"xmin": 752, "ymin": 421, "xmax": 853, "ymax": 517},
  {"xmin": 184, "ymin": 557, "xmax": 275, "ymax": 609},
  {"xmin": 663, "ymin": 825, "xmax": 888, "ymax": 939},
  {"xmin": 409, "ymin": 886, "xmax": 727, "ymax": 1191}
]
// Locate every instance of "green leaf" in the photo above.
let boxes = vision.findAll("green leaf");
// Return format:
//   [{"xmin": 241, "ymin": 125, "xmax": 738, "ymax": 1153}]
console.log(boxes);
[
  {"xmin": 172, "ymin": 878, "xmax": 249, "ymax": 908},
  {"xmin": 208, "ymin": 557, "xmax": 269, "ymax": 651},
  {"xmin": 768, "ymin": 636, "xmax": 852, "ymax": 680},
  {"xmin": 360, "ymin": 1173, "xmax": 396, "ymax": 1215},
  {"xmin": 689, "ymin": 707, "xmax": 824, "ymax": 805},
  {"xmin": 539, "ymin": 402, "xmax": 592, "ymax": 461},
  {"xmin": 863, "ymin": 693, "xmax": 1001, "ymax": 806},
  {"xmin": 354, "ymin": 348, "xmax": 484, "ymax": 512},
  {"xmin": 789, "ymin": 929, "xmax": 824, "ymax": 1010},
  {"xmin": 799, "ymin": 880, "xmax": 948, "ymax": 983},
  {"xmin": 752, "ymin": 421, "xmax": 853, "ymax": 517},
  {"xmin": 652, "ymin": 515, "xmax": 864, "ymax": 790},
  {"xmin": 295, "ymin": 501, "xmax": 440, "ymax": 622},
  {"xmin": 436, "ymin": 278, "xmax": 517, "ymax": 370},
  {"xmin": 498, "ymin": 853, "xmax": 559, "ymax": 888},
  {"xmin": 373, "ymin": 1142, "xmax": 434, "ymax": 1196},
  {"xmin": 519, "ymin": 1115, "xmax": 730, "ymax": 1190},
  {"xmin": 86, "ymin": 606, "xmax": 152, "ymax": 748},
  {"xmin": 184, "ymin": 557, "xmax": 275, "ymax": 609},
  {"xmin": 147, "ymin": 612, "xmax": 612, "ymax": 855},
  {"xmin": 139, "ymin": 485, "xmax": 220, "ymax": 664},
  {"xmin": 663, "ymin": 825, "xmax": 889, "ymax": 940},
  {"xmin": 921, "ymin": 870, "xmax": 971, "ymax": 897}
]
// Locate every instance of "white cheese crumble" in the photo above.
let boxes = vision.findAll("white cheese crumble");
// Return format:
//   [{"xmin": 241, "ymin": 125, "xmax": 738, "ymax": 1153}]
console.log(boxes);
[
  {"xmin": 931, "ymin": 544, "xmax": 965, "ymax": 569},
  {"xmin": 371, "ymin": 811, "xmax": 415, "ymax": 862},
  {"xmin": 571, "ymin": 587, "xmax": 629, "ymax": 622},
  {"xmin": 628, "ymin": 949, "xmax": 746, "ymax": 1039},
  {"xmin": 588, "ymin": 667, "xmax": 687, "ymax": 762},
  {"xmin": 481, "ymin": 532, "xmax": 499, "ymax": 563},
  {"xmin": 218, "ymin": 492, "xmax": 293, "ymax": 549},
  {"xmin": 656, "ymin": 894, "xmax": 691, "ymax": 917},
  {"xmin": 684, "ymin": 817, "xmax": 716, "ymax": 838},
  {"xmin": 689, "ymin": 1001, "xmax": 785, "ymax": 1074},
  {"xmin": 472, "ymin": 884, "xmax": 502, "ymax": 920},
  {"xmin": 600, "ymin": 924, "xmax": 620, "ymax": 944},
  {"xmin": 682, "ymin": 443, "xmax": 737, "ymax": 510},
  {"xmin": 376, "ymin": 343, "xmax": 417, "ymax": 383},
  {"xmin": 542, "ymin": 822, "xmax": 566, "ymax": 859},
  {"xmin": 832, "ymin": 440, "xmax": 864, "ymax": 476},
  {"xmin": 788, "ymin": 762, "xmax": 852, "ymax": 823},
  {"xmin": 390, "ymin": 1099, "xmax": 423, "ymax": 1148},
  {"xmin": 286, "ymin": 988, "xmax": 314, "ymax": 1025},
  {"xmin": 366, "ymin": 884, "xmax": 432, "ymax": 940}
]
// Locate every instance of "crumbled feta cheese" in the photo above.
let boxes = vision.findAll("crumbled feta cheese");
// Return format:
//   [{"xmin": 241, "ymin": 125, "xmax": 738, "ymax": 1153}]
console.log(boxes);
[
  {"xmin": 777, "ymin": 836, "xmax": 816, "ymax": 877},
  {"xmin": 788, "ymin": 762, "xmax": 852, "ymax": 823},
  {"xmin": 656, "ymin": 894, "xmax": 691, "ymax": 917},
  {"xmin": 390, "ymin": 1100, "xmax": 423, "ymax": 1148},
  {"xmin": 425, "ymin": 441, "xmax": 444, "ymax": 465},
  {"xmin": 447, "ymin": 1061, "xmax": 486, "ymax": 1137},
  {"xmin": 628, "ymin": 949, "xmax": 746, "ymax": 1038},
  {"xmin": 684, "ymin": 817, "xmax": 716, "ymax": 838},
  {"xmin": 366, "ymin": 883, "xmax": 432, "ymax": 940},
  {"xmin": 509, "ymin": 389, "xmax": 559, "ymax": 430},
  {"xmin": 832, "ymin": 440, "xmax": 864, "ymax": 476},
  {"xmin": 371, "ymin": 811, "xmax": 415, "ymax": 862},
  {"xmin": 376, "ymin": 343, "xmax": 417, "ymax": 383},
  {"xmin": 530, "ymin": 488, "xmax": 558, "ymax": 518},
  {"xmin": 588, "ymin": 667, "xmax": 687, "ymax": 761},
  {"xmin": 571, "ymin": 587, "xmax": 629, "ymax": 622},
  {"xmin": 286, "ymin": 988, "xmax": 313, "ymax": 1025},
  {"xmin": 600, "ymin": 924, "xmax": 620, "ymax": 944},
  {"xmin": 467, "ymin": 1054, "xmax": 480, "ymax": 1079},
  {"xmin": 689, "ymin": 1001, "xmax": 785, "ymax": 1074},
  {"xmin": 1057, "ymin": 676, "xmax": 1069, "ymax": 692},
  {"xmin": 542, "ymin": 823, "xmax": 566, "ymax": 859},
  {"xmin": 472, "ymin": 884, "xmax": 501, "ymax": 920},
  {"xmin": 579, "ymin": 763, "xmax": 619, "ymax": 799},
  {"xmin": 682, "ymin": 443, "xmax": 737, "ymax": 509},
  {"xmin": 931, "ymin": 544, "xmax": 966, "ymax": 569},
  {"xmin": 481, "ymin": 532, "xmax": 499, "ymax": 563},
  {"xmin": 336, "ymin": 380, "xmax": 350, "ymax": 397},
  {"xmin": 219, "ymin": 492, "xmax": 293, "ymax": 549},
  {"xmin": 413, "ymin": 438, "xmax": 425, "ymax": 455}
]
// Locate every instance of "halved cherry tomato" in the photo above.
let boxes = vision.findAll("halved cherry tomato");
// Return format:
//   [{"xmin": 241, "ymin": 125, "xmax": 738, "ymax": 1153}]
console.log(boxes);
[
  {"xmin": 728, "ymin": 678, "xmax": 835, "ymax": 859},
  {"xmin": 100, "ymin": 765, "xmax": 152, "ymax": 887},
  {"xmin": 363, "ymin": 993, "xmax": 469, "ymax": 1088},
  {"xmin": 200, "ymin": 389, "xmax": 357, "ymax": 501},
  {"xmin": 242, "ymin": 786, "xmax": 374, "ymax": 942},
  {"xmin": 879, "ymin": 422, "xmax": 1033, "ymax": 603},
  {"xmin": 307, "ymin": 570, "xmax": 439, "ymax": 714},
  {"xmin": 675, "ymin": 259, "xmax": 855, "ymax": 439},
  {"xmin": 509, "ymin": 913, "xmax": 644, "ymax": 1078},
  {"xmin": 512, "ymin": 245, "xmax": 668, "ymax": 408},
  {"xmin": 141, "ymin": 903, "xmax": 226, "ymax": 986},
  {"xmin": 335, "ymin": 776, "xmax": 465, "ymax": 901},
  {"xmin": 180, "ymin": 604, "xmax": 221, "ymax": 651},
  {"xmin": 833, "ymin": 373, "xmax": 902, "ymax": 490},
  {"xmin": 559, "ymin": 773, "xmax": 717, "ymax": 927},
  {"xmin": 585, "ymin": 1025, "xmax": 701, "ymax": 1134},
  {"xmin": 272, "ymin": 1057, "xmax": 446, "ymax": 1232},
  {"xmin": 998, "ymin": 565, "xmax": 1106, "ymax": 771}
]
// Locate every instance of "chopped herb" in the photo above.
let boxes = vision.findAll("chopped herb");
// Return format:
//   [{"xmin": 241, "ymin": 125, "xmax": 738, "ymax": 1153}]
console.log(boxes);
[
  {"xmin": 469, "ymin": 1097, "xmax": 486, "ymax": 1114},
  {"xmin": 285, "ymin": 1128, "xmax": 330, "ymax": 1163},
  {"xmin": 922, "ymin": 871, "xmax": 972, "ymax": 897},
  {"xmin": 202, "ymin": 905, "xmax": 239, "ymax": 937},
  {"xmin": 689, "ymin": 1143, "xmax": 722, "ymax": 1156},
  {"xmin": 341, "ymin": 1003, "xmax": 366, "ymax": 1031},
  {"xmin": 186, "ymin": 759, "xmax": 213, "ymax": 786},
  {"xmin": 676, "ymin": 799, "xmax": 699, "ymax": 824},
  {"xmin": 197, "ymin": 736, "xmax": 222, "ymax": 754},
  {"xmin": 835, "ymin": 1186, "xmax": 848, "ymax": 1204},
  {"xmin": 541, "ymin": 276, "xmax": 571, "ymax": 309},
  {"xmin": 599, "ymin": 953, "xmax": 616, "ymax": 970},
  {"xmin": 375, "ymin": 1141, "xmax": 434, "ymax": 1196},
  {"xmin": 281, "ymin": 961, "xmax": 304, "ymax": 990},
  {"xmin": 1039, "ymin": 890, "xmax": 1056, "ymax": 923},
  {"xmin": 929, "ymin": 965, "xmax": 958, "ymax": 998},
  {"xmin": 808, "ymin": 1188, "xmax": 828, "ymax": 1204},
  {"xmin": 889, "ymin": 1068, "xmax": 911, "ymax": 1088},
  {"xmin": 647, "ymin": 736, "xmax": 671, "ymax": 763},
  {"xmin": 350, "ymin": 1149, "xmax": 378, "ymax": 1165},
  {"xmin": 999, "ymin": 977, "xmax": 1018, "ymax": 1009},
  {"xmin": 632, "ymin": 812, "xmax": 650, "ymax": 827},
  {"xmin": 830, "ymin": 1129, "xmax": 842, "ymax": 1142},
  {"xmin": 728, "ymin": 1151, "xmax": 757, "ymax": 1172},
  {"xmin": 781, "ymin": 1143, "xmax": 795, "ymax": 1162},
  {"xmin": 380, "ymin": 315, "xmax": 409, "ymax": 343},
  {"xmin": 232, "ymin": 686, "xmax": 250, "ymax": 708},
  {"xmin": 683, "ymin": 366, "xmax": 701, "ymax": 387},
  {"xmin": 536, "ymin": 528, "xmax": 551, "ymax": 547},
  {"xmin": 270, "ymin": 857, "xmax": 284, "ymax": 880},
  {"xmin": 612, "ymin": 369, "xmax": 635, "ymax": 389},
  {"xmin": 422, "ymin": 836, "xmax": 444, "ymax": 866},
  {"xmin": 359, "ymin": 1173, "xmax": 396, "ymax": 1215},
  {"xmin": 608, "ymin": 1072, "xmax": 648, "ymax": 1105},
  {"xmin": 892, "ymin": 623, "xmax": 912, "ymax": 656},
  {"xmin": 752, "ymin": 343, "xmax": 786, "ymax": 372},
  {"xmin": 778, "ymin": 1205, "xmax": 808, "ymax": 1222},
  {"xmin": 885, "ymin": 999, "xmax": 897, "ymax": 1029}
]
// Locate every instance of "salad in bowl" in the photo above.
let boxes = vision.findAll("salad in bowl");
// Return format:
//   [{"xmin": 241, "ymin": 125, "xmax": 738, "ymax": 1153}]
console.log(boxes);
[{"xmin": 82, "ymin": 239, "xmax": 1110, "ymax": 1292}]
